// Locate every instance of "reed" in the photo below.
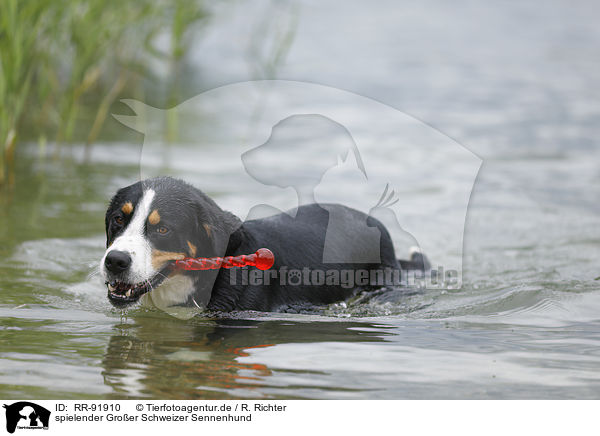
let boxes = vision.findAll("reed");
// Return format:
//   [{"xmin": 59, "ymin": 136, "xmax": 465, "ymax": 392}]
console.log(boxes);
[{"xmin": 0, "ymin": 0, "xmax": 208, "ymax": 186}]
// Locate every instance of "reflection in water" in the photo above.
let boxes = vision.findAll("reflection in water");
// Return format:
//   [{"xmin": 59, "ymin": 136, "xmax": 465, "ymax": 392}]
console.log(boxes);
[{"xmin": 101, "ymin": 314, "xmax": 390, "ymax": 399}]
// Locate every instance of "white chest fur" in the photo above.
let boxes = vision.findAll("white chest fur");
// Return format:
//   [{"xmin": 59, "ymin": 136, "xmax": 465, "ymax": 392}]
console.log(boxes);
[{"xmin": 139, "ymin": 275, "xmax": 196, "ymax": 309}]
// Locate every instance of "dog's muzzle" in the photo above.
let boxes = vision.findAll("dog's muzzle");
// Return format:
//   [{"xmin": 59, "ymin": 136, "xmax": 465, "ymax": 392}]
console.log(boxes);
[{"xmin": 103, "ymin": 249, "xmax": 174, "ymax": 308}]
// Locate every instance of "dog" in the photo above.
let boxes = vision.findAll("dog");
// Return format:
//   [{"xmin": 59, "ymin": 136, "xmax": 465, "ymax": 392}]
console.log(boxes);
[{"xmin": 100, "ymin": 177, "xmax": 428, "ymax": 312}]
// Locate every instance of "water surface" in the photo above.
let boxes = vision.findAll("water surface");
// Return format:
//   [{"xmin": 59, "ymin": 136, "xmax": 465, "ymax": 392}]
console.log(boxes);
[{"xmin": 1, "ymin": 0, "xmax": 599, "ymax": 399}]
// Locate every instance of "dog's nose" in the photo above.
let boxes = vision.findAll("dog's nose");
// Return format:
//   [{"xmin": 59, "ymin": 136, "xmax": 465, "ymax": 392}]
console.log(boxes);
[{"xmin": 104, "ymin": 250, "xmax": 132, "ymax": 274}]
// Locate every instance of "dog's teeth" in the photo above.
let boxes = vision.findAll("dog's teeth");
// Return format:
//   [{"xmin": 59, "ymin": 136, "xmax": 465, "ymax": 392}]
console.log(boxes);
[
  {"xmin": 108, "ymin": 283, "xmax": 116, "ymax": 292},
  {"xmin": 126, "ymin": 289, "xmax": 132, "ymax": 297}
]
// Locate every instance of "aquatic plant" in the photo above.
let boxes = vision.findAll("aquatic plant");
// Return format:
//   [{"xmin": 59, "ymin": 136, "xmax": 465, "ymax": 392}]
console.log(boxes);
[{"xmin": 0, "ymin": 0, "xmax": 208, "ymax": 186}]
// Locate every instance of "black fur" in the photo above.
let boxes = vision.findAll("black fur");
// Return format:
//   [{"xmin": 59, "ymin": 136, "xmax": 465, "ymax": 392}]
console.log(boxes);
[{"xmin": 104, "ymin": 177, "xmax": 422, "ymax": 312}]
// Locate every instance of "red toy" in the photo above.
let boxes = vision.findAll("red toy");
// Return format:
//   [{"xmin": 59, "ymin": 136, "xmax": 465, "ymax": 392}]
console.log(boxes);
[{"xmin": 173, "ymin": 248, "xmax": 275, "ymax": 271}]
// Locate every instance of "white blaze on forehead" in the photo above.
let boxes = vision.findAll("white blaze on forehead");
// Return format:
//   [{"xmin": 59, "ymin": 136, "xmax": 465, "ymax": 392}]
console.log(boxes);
[
  {"xmin": 123, "ymin": 188, "xmax": 155, "ymax": 238},
  {"xmin": 101, "ymin": 188, "xmax": 156, "ymax": 283}
]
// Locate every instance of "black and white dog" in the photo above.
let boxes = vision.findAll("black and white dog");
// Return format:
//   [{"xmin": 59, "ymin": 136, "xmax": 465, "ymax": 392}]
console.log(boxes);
[{"xmin": 100, "ymin": 177, "xmax": 428, "ymax": 312}]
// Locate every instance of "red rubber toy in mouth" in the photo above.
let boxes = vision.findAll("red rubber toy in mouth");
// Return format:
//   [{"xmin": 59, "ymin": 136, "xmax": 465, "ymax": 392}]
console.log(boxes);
[{"xmin": 173, "ymin": 248, "xmax": 275, "ymax": 271}]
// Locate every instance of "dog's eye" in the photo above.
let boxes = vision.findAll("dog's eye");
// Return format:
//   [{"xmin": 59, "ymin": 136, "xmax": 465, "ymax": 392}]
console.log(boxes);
[
  {"xmin": 157, "ymin": 226, "xmax": 169, "ymax": 235},
  {"xmin": 114, "ymin": 216, "xmax": 124, "ymax": 226}
]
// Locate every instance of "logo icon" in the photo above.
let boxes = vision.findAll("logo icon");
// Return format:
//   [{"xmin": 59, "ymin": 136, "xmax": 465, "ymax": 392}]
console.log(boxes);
[{"xmin": 3, "ymin": 402, "xmax": 50, "ymax": 434}]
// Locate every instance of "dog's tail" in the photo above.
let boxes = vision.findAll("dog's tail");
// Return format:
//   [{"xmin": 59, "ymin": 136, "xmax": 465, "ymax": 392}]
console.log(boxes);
[{"xmin": 398, "ymin": 246, "xmax": 431, "ymax": 271}]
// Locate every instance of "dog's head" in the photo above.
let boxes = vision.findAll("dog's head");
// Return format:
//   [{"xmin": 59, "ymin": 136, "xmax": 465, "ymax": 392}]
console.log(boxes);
[{"xmin": 100, "ymin": 177, "xmax": 240, "ymax": 308}]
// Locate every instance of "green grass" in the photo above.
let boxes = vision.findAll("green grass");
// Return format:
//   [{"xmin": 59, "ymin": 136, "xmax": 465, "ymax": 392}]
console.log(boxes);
[{"xmin": 0, "ymin": 0, "xmax": 209, "ymax": 186}]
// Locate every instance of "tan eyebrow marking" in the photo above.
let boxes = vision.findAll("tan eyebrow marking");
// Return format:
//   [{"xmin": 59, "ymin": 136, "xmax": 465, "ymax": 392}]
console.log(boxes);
[
  {"xmin": 203, "ymin": 224, "xmax": 212, "ymax": 238},
  {"xmin": 151, "ymin": 250, "xmax": 185, "ymax": 270},
  {"xmin": 187, "ymin": 241, "xmax": 197, "ymax": 257},
  {"xmin": 148, "ymin": 209, "xmax": 161, "ymax": 225},
  {"xmin": 121, "ymin": 202, "xmax": 133, "ymax": 215}
]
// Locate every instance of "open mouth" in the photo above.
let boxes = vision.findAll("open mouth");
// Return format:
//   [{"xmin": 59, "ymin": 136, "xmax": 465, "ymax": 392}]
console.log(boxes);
[
  {"xmin": 106, "ymin": 266, "xmax": 173, "ymax": 307},
  {"xmin": 107, "ymin": 280, "xmax": 154, "ymax": 302}
]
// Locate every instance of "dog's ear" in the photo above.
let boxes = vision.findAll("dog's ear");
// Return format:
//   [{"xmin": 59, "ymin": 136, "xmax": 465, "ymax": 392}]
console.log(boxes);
[
  {"xmin": 204, "ymin": 209, "xmax": 243, "ymax": 257},
  {"xmin": 189, "ymin": 188, "xmax": 243, "ymax": 258},
  {"xmin": 195, "ymin": 209, "xmax": 242, "ymax": 258}
]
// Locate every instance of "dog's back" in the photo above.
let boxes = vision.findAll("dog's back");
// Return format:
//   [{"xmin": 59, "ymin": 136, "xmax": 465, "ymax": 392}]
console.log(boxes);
[{"xmin": 209, "ymin": 203, "xmax": 400, "ymax": 311}]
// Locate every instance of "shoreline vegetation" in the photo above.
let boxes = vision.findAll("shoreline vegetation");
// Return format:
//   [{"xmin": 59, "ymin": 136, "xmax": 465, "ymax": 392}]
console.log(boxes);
[
  {"xmin": 0, "ymin": 0, "xmax": 209, "ymax": 186},
  {"xmin": 0, "ymin": 0, "xmax": 296, "ymax": 188}
]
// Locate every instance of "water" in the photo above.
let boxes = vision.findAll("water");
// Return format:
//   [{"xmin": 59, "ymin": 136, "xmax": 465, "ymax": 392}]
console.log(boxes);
[{"xmin": 1, "ymin": 0, "xmax": 600, "ymax": 399}]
